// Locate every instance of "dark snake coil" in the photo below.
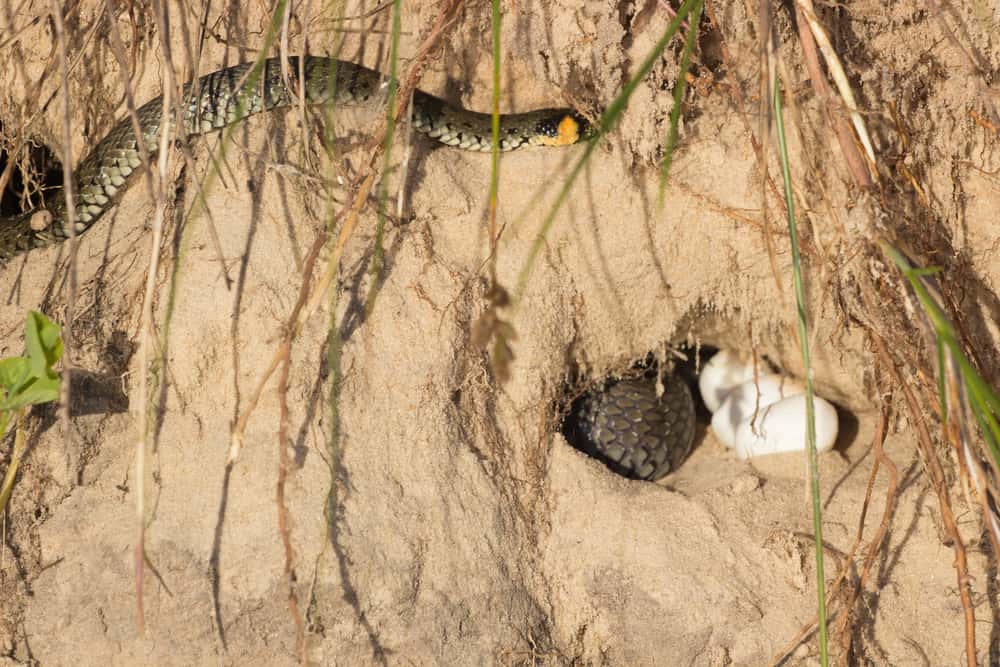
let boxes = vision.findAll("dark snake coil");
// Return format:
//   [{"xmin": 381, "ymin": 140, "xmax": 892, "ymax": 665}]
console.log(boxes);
[{"xmin": 564, "ymin": 373, "xmax": 696, "ymax": 481}]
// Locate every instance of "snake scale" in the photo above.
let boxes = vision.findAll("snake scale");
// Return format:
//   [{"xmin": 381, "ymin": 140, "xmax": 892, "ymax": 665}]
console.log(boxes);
[{"xmin": 0, "ymin": 55, "xmax": 696, "ymax": 480}]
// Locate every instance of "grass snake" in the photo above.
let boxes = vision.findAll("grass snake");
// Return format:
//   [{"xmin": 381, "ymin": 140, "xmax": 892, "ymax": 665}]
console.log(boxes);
[{"xmin": 0, "ymin": 54, "xmax": 695, "ymax": 480}]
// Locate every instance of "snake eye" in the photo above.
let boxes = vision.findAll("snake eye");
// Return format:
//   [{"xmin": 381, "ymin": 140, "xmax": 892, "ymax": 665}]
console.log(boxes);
[{"xmin": 535, "ymin": 118, "xmax": 557, "ymax": 137}]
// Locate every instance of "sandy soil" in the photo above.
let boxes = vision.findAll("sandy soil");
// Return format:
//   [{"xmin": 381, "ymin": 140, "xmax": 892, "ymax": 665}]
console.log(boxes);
[{"xmin": 1, "ymin": 0, "xmax": 999, "ymax": 664}]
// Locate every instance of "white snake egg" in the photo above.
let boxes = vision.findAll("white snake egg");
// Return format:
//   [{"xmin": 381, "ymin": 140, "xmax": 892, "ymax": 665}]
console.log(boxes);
[
  {"xmin": 698, "ymin": 349, "xmax": 761, "ymax": 413},
  {"xmin": 711, "ymin": 374, "xmax": 804, "ymax": 448},
  {"xmin": 733, "ymin": 394, "xmax": 839, "ymax": 460}
]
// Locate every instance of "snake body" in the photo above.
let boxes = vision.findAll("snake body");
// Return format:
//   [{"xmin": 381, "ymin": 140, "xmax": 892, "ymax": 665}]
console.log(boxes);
[
  {"xmin": 564, "ymin": 374, "xmax": 696, "ymax": 481},
  {"xmin": 0, "ymin": 55, "xmax": 696, "ymax": 479},
  {"xmin": 0, "ymin": 56, "xmax": 585, "ymax": 260}
]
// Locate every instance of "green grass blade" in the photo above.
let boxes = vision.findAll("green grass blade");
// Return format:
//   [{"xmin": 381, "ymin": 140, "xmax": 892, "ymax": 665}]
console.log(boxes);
[
  {"xmin": 937, "ymin": 337, "xmax": 948, "ymax": 423},
  {"xmin": 366, "ymin": 0, "xmax": 403, "ymax": 313},
  {"xmin": 150, "ymin": 2, "xmax": 294, "ymax": 463},
  {"xmin": 884, "ymin": 242, "xmax": 1000, "ymax": 508},
  {"xmin": 774, "ymin": 76, "xmax": 829, "ymax": 666},
  {"xmin": 514, "ymin": 0, "xmax": 695, "ymax": 303},
  {"xmin": 595, "ymin": 1, "xmax": 694, "ymax": 136},
  {"xmin": 657, "ymin": 0, "xmax": 703, "ymax": 209},
  {"xmin": 0, "ymin": 357, "xmax": 29, "ymax": 397},
  {"xmin": 956, "ymin": 351, "xmax": 1000, "ymax": 462},
  {"xmin": 159, "ymin": 0, "xmax": 292, "ymax": 391}
]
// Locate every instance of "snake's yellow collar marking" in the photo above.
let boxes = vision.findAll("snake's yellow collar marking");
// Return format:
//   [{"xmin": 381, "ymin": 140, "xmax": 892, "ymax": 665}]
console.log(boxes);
[{"xmin": 538, "ymin": 115, "xmax": 581, "ymax": 147}]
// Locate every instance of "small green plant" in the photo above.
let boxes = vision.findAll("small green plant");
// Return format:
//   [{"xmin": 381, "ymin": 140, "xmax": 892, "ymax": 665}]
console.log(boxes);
[{"xmin": 0, "ymin": 311, "xmax": 63, "ymax": 515}]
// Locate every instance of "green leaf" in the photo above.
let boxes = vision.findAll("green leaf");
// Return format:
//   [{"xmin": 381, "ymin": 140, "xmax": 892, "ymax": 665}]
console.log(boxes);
[
  {"xmin": 24, "ymin": 311, "xmax": 62, "ymax": 379},
  {"xmin": 0, "ymin": 375, "xmax": 60, "ymax": 411},
  {"xmin": 0, "ymin": 357, "xmax": 29, "ymax": 394}
]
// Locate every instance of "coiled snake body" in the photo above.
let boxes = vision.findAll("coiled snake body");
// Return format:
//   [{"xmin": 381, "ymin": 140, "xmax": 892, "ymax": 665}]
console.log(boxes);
[{"xmin": 0, "ymin": 55, "xmax": 695, "ymax": 480}]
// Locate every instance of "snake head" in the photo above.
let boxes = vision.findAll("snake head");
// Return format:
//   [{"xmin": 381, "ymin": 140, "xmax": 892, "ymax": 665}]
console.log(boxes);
[{"xmin": 533, "ymin": 112, "xmax": 590, "ymax": 147}]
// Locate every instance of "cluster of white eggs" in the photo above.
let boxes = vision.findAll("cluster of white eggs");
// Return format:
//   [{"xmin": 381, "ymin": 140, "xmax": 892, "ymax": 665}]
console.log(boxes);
[{"xmin": 698, "ymin": 350, "xmax": 839, "ymax": 459}]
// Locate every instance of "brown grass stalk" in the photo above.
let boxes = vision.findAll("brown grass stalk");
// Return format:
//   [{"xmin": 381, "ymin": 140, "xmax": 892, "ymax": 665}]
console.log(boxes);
[
  {"xmin": 873, "ymin": 333, "xmax": 978, "ymax": 667},
  {"xmin": 833, "ymin": 393, "xmax": 898, "ymax": 657},
  {"xmin": 230, "ymin": 0, "xmax": 465, "ymax": 460},
  {"xmin": 791, "ymin": 4, "xmax": 871, "ymax": 190},
  {"xmin": 128, "ymin": 0, "xmax": 181, "ymax": 635},
  {"xmin": 275, "ymin": 231, "xmax": 328, "ymax": 666},
  {"xmin": 48, "ymin": 0, "xmax": 78, "ymax": 471},
  {"xmin": 793, "ymin": 0, "xmax": 876, "ymax": 171}
]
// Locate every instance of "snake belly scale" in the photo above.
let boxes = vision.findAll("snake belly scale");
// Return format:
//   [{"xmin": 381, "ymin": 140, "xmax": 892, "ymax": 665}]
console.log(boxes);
[{"xmin": 0, "ymin": 54, "xmax": 695, "ymax": 480}]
